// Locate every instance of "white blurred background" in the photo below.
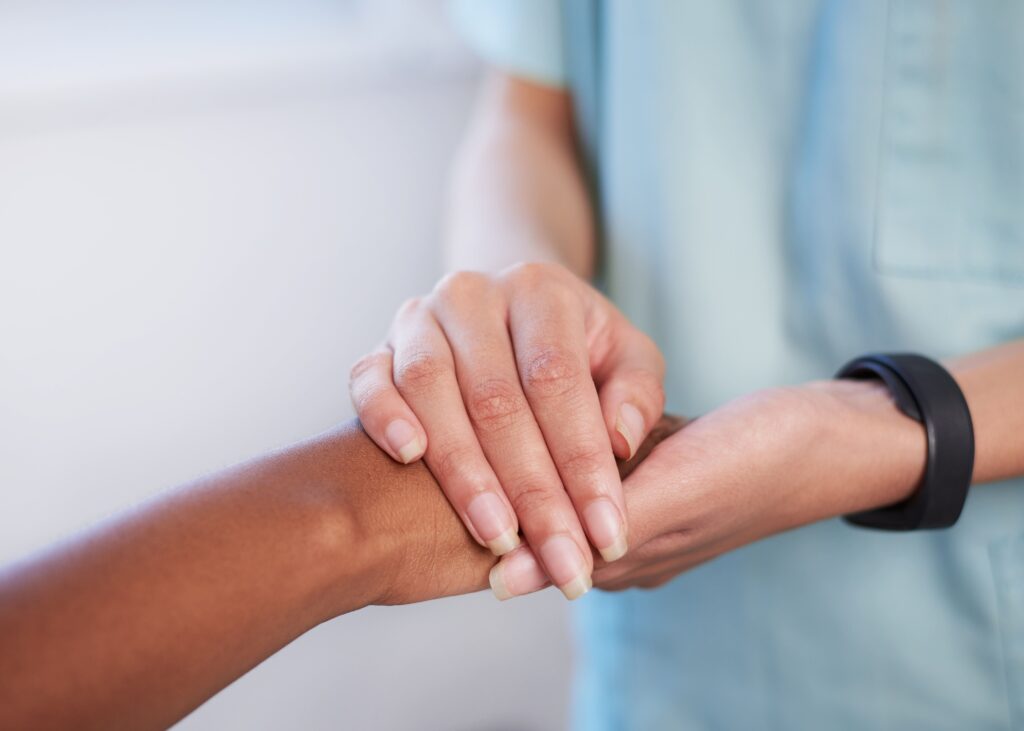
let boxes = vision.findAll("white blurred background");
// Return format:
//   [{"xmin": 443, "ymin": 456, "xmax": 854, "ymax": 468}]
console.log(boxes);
[{"xmin": 0, "ymin": 1, "xmax": 571, "ymax": 728}]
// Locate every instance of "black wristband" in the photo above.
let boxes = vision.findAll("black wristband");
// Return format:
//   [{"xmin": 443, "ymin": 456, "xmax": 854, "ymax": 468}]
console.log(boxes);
[{"xmin": 834, "ymin": 353, "xmax": 974, "ymax": 531}]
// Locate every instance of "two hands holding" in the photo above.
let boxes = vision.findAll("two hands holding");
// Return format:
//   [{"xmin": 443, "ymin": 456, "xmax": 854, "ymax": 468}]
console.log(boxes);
[
  {"xmin": 9, "ymin": 260, "xmax": 1019, "ymax": 730},
  {"xmin": 350, "ymin": 261, "xmax": 928, "ymax": 603}
]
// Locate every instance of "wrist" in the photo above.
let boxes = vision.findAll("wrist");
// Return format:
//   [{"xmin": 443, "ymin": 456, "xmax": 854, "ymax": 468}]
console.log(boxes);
[
  {"xmin": 307, "ymin": 493, "xmax": 382, "ymax": 618},
  {"xmin": 802, "ymin": 378, "xmax": 928, "ymax": 518},
  {"xmin": 264, "ymin": 422, "xmax": 423, "ymax": 620},
  {"xmin": 272, "ymin": 427, "xmax": 392, "ymax": 621},
  {"xmin": 321, "ymin": 422, "xmax": 494, "ymax": 610}
]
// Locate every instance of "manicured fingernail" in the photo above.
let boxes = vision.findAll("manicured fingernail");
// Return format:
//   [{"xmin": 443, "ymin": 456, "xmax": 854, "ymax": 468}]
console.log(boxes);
[
  {"xmin": 616, "ymin": 402, "xmax": 644, "ymax": 459},
  {"xmin": 486, "ymin": 528, "xmax": 520, "ymax": 556},
  {"xmin": 539, "ymin": 535, "xmax": 591, "ymax": 601},
  {"xmin": 489, "ymin": 548, "xmax": 547, "ymax": 601},
  {"xmin": 385, "ymin": 419, "xmax": 424, "ymax": 463},
  {"xmin": 584, "ymin": 498, "xmax": 627, "ymax": 562},
  {"xmin": 467, "ymin": 492, "xmax": 519, "ymax": 556}
]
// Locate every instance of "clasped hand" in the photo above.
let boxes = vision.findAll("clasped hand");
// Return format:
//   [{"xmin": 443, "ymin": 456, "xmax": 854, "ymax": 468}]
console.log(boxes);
[{"xmin": 350, "ymin": 263, "xmax": 924, "ymax": 601}]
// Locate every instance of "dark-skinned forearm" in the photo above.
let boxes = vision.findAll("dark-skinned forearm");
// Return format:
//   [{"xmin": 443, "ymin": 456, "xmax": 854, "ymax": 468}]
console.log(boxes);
[
  {"xmin": 0, "ymin": 423, "xmax": 484, "ymax": 730},
  {"xmin": 0, "ymin": 418, "xmax": 681, "ymax": 730}
]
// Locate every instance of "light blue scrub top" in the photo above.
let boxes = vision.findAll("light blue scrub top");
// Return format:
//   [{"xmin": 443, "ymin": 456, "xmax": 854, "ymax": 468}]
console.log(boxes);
[{"xmin": 452, "ymin": 2, "xmax": 1024, "ymax": 729}]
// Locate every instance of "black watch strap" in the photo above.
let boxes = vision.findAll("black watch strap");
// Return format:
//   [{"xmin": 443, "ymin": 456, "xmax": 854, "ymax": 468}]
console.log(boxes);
[{"xmin": 835, "ymin": 353, "xmax": 975, "ymax": 531}]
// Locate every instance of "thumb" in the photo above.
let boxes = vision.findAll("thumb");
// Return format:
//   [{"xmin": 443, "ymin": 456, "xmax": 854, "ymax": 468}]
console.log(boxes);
[{"xmin": 593, "ymin": 327, "xmax": 666, "ymax": 460}]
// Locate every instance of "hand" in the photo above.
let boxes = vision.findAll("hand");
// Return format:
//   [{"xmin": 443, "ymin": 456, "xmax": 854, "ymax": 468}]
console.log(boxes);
[
  {"xmin": 348, "ymin": 262, "xmax": 665, "ymax": 599},
  {"xmin": 355, "ymin": 416, "xmax": 687, "ymax": 608},
  {"xmin": 488, "ymin": 381, "xmax": 927, "ymax": 597},
  {"xmin": 598, "ymin": 381, "xmax": 929, "ymax": 590}
]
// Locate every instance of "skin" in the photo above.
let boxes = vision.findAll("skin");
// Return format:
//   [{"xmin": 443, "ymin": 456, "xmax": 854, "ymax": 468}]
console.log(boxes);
[
  {"xmin": 0, "ymin": 415, "xmax": 673, "ymax": 730},
  {"xmin": 351, "ymin": 76, "xmax": 667, "ymax": 600},
  {"xmin": 491, "ymin": 341, "xmax": 1024, "ymax": 596},
  {"xmin": 354, "ymin": 73, "xmax": 1024, "ymax": 599},
  {"xmin": 350, "ymin": 263, "xmax": 665, "ymax": 600},
  {"xmin": 2, "ymin": 341, "xmax": 1021, "ymax": 728},
  {"xmin": 3, "ymin": 71, "xmax": 1020, "ymax": 730}
]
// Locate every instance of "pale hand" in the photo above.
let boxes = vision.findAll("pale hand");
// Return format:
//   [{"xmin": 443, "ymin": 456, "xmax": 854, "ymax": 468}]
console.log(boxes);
[{"xmin": 349, "ymin": 262, "xmax": 666, "ymax": 600}]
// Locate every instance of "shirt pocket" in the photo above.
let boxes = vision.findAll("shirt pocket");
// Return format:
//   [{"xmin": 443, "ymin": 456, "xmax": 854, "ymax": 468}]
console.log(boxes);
[
  {"xmin": 874, "ymin": 1, "xmax": 1024, "ymax": 285},
  {"xmin": 989, "ymin": 532, "xmax": 1024, "ymax": 727}
]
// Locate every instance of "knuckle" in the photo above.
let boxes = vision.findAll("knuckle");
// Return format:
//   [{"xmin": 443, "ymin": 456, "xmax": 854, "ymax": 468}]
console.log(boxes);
[
  {"xmin": 396, "ymin": 296, "xmax": 423, "ymax": 319},
  {"xmin": 394, "ymin": 352, "xmax": 448, "ymax": 393},
  {"xmin": 501, "ymin": 263, "xmax": 585, "ymax": 317},
  {"xmin": 629, "ymin": 367, "xmax": 666, "ymax": 410},
  {"xmin": 348, "ymin": 352, "xmax": 389, "ymax": 386},
  {"xmin": 557, "ymin": 443, "xmax": 607, "ymax": 483},
  {"xmin": 522, "ymin": 347, "xmax": 585, "ymax": 398},
  {"xmin": 466, "ymin": 378, "xmax": 527, "ymax": 431},
  {"xmin": 548, "ymin": 281, "xmax": 583, "ymax": 311},
  {"xmin": 640, "ymin": 529, "xmax": 693, "ymax": 558},
  {"xmin": 508, "ymin": 482, "xmax": 558, "ymax": 519},
  {"xmin": 636, "ymin": 331, "xmax": 665, "ymax": 366},
  {"xmin": 502, "ymin": 261, "xmax": 549, "ymax": 286},
  {"xmin": 653, "ymin": 380, "xmax": 667, "ymax": 412},
  {"xmin": 433, "ymin": 270, "xmax": 490, "ymax": 304},
  {"xmin": 431, "ymin": 446, "xmax": 484, "ymax": 491},
  {"xmin": 650, "ymin": 342, "xmax": 667, "ymax": 377},
  {"xmin": 349, "ymin": 380, "xmax": 389, "ymax": 414}
]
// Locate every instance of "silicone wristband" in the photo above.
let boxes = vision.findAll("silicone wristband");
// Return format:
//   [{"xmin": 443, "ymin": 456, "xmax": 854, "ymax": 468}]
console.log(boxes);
[{"xmin": 835, "ymin": 353, "xmax": 974, "ymax": 531}]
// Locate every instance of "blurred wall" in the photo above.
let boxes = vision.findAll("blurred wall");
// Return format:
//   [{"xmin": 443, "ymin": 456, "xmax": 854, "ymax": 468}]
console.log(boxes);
[{"xmin": 0, "ymin": 2, "xmax": 571, "ymax": 729}]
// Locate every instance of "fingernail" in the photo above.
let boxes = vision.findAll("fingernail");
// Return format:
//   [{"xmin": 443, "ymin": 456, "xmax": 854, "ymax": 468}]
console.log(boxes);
[
  {"xmin": 385, "ymin": 419, "xmax": 424, "ymax": 463},
  {"xmin": 467, "ymin": 492, "xmax": 519, "ymax": 556},
  {"xmin": 584, "ymin": 498, "xmax": 628, "ymax": 562},
  {"xmin": 489, "ymin": 548, "xmax": 548, "ymax": 601},
  {"xmin": 539, "ymin": 535, "xmax": 591, "ymax": 601},
  {"xmin": 616, "ymin": 402, "xmax": 644, "ymax": 459}
]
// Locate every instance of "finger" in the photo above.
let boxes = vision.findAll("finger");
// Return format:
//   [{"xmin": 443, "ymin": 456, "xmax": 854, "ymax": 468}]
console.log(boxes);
[
  {"xmin": 429, "ymin": 273, "xmax": 593, "ymax": 598},
  {"xmin": 390, "ymin": 300, "xmax": 520, "ymax": 556},
  {"xmin": 489, "ymin": 472, "xmax": 706, "ymax": 599},
  {"xmin": 591, "ymin": 433, "xmax": 700, "ymax": 589},
  {"xmin": 349, "ymin": 344, "xmax": 428, "ymax": 464},
  {"xmin": 596, "ymin": 553, "xmax": 706, "ymax": 592},
  {"xmin": 597, "ymin": 569, "xmax": 677, "ymax": 593},
  {"xmin": 504, "ymin": 269, "xmax": 629, "ymax": 564},
  {"xmin": 593, "ymin": 475, "xmax": 731, "ymax": 592},
  {"xmin": 593, "ymin": 553, "xmax": 677, "ymax": 589},
  {"xmin": 593, "ymin": 323, "xmax": 666, "ymax": 460},
  {"xmin": 488, "ymin": 545, "xmax": 549, "ymax": 601}
]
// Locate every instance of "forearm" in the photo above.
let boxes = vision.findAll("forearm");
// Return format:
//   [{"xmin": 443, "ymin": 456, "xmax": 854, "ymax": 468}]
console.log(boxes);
[
  {"xmin": 444, "ymin": 74, "xmax": 595, "ymax": 277},
  {"xmin": 841, "ymin": 338, "xmax": 1024, "ymax": 505},
  {"xmin": 775, "ymin": 338, "xmax": 1024, "ymax": 532},
  {"xmin": 0, "ymin": 423, "xmax": 490, "ymax": 730},
  {"xmin": 0, "ymin": 417, "xmax": 680, "ymax": 729},
  {"xmin": 947, "ymin": 338, "xmax": 1024, "ymax": 483},
  {"xmin": 580, "ymin": 340, "xmax": 1024, "ymax": 595}
]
